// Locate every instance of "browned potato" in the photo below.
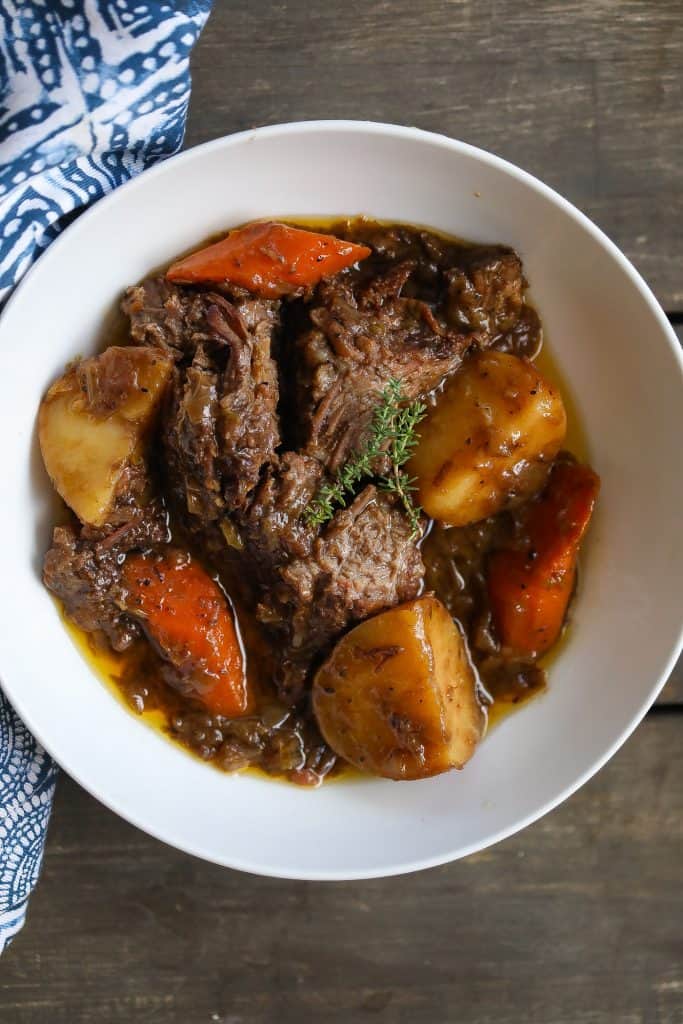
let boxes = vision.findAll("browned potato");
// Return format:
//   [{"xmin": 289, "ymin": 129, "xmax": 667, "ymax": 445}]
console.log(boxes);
[
  {"xmin": 39, "ymin": 346, "xmax": 173, "ymax": 526},
  {"xmin": 409, "ymin": 350, "xmax": 567, "ymax": 526},
  {"xmin": 312, "ymin": 595, "xmax": 485, "ymax": 780}
]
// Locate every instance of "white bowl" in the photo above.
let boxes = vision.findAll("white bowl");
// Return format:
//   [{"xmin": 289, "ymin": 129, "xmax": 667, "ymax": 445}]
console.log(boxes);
[{"xmin": 1, "ymin": 121, "xmax": 681, "ymax": 880}]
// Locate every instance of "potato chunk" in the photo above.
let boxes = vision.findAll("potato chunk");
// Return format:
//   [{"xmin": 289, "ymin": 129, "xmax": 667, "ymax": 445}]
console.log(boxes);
[
  {"xmin": 410, "ymin": 351, "xmax": 566, "ymax": 526},
  {"xmin": 39, "ymin": 346, "xmax": 173, "ymax": 526},
  {"xmin": 312, "ymin": 596, "xmax": 485, "ymax": 780}
]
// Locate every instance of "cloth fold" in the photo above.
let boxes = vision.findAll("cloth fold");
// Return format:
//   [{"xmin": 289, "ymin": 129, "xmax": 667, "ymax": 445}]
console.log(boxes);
[{"xmin": 0, "ymin": 0, "xmax": 211, "ymax": 952}]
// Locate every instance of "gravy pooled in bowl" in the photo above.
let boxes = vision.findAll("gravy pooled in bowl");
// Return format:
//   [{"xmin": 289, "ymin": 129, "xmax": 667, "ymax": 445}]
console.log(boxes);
[{"xmin": 38, "ymin": 218, "xmax": 599, "ymax": 785}]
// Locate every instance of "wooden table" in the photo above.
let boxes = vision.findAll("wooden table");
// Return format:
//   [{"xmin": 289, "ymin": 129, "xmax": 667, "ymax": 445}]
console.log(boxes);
[{"xmin": 3, "ymin": 3, "xmax": 681, "ymax": 1021}]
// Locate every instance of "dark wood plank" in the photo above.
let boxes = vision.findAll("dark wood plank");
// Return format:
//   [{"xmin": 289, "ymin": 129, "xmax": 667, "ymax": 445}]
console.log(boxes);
[
  {"xmin": 2, "ymin": 715, "xmax": 682, "ymax": 1023},
  {"xmin": 191, "ymin": 1, "xmax": 682, "ymax": 66},
  {"xmin": 186, "ymin": 0, "xmax": 683, "ymax": 310},
  {"xmin": 655, "ymin": 322, "xmax": 683, "ymax": 703},
  {"xmin": 581, "ymin": 196, "xmax": 683, "ymax": 311},
  {"xmin": 659, "ymin": 657, "xmax": 683, "ymax": 703}
]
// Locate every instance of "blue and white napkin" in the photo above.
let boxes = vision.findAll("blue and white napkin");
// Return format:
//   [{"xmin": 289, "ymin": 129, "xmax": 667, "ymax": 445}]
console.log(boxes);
[{"xmin": 0, "ymin": 0, "xmax": 211, "ymax": 952}]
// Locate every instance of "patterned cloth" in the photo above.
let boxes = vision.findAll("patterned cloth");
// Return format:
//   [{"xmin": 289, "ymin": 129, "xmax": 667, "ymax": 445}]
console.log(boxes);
[
  {"xmin": 0, "ymin": 0, "xmax": 211, "ymax": 300},
  {"xmin": 0, "ymin": 0, "xmax": 211, "ymax": 952}
]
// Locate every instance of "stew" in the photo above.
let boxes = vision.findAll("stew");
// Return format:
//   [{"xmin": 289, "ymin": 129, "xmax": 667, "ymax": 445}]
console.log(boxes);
[{"xmin": 39, "ymin": 218, "xmax": 599, "ymax": 785}]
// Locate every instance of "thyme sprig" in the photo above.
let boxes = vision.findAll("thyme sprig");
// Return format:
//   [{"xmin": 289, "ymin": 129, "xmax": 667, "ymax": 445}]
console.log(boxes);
[{"xmin": 304, "ymin": 378, "xmax": 426, "ymax": 538}]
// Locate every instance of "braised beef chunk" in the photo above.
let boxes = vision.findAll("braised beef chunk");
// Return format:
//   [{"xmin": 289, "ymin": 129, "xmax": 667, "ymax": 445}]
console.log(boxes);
[
  {"xmin": 256, "ymin": 487, "xmax": 424, "ymax": 702},
  {"xmin": 324, "ymin": 222, "xmax": 525, "ymax": 324},
  {"xmin": 239, "ymin": 452, "xmax": 323, "ymax": 573},
  {"xmin": 296, "ymin": 270, "xmax": 474, "ymax": 471},
  {"xmin": 127, "ymin": 282, "xmax": 281, "ymax": 524},
  {"xmin": 122, "ymin": 277, "xmax": 252, "ymax": 360},
  {"xmin": 444, "ymin": 247, "xmax": 524, "ymax": 337},
  {"xmin": 123, "ymin": 273, "xmax": 281, "ymax": 433},
  {"xmin": 495, "ymin": 303, "xmax": 543, "ymax": 359},
  {"xmin": 216, "ymin": 294, "xmax": 280, "ymax": 511},
  {"xmin": 43, "ymin": 501, "xmax": 169, "ymax": 652},
  {"xmin": 123, "ymin": 278, "xmax": 188, "ymax": 356},
  {"xmin": 164, "ymin": 354, "xmax": 223, "ymax": 525},
  {"xmin": 44, "ymin": 525, "xmax": 138, "ymax": 650}
]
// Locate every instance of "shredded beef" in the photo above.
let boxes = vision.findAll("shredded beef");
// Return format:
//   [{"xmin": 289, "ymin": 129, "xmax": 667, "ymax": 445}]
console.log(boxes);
[
  {"xmin": 444, "ymin": 247, "xmax": 525, "ymax": 337},
  {"xmin": 122, "ymin": 278, "xmax": 189, "ymax": 357},
  {"xmin": 238, "ymin": 452, "xmax": 323, "ymax": 574},
  {"xmin": 215, "ymin": 293, "xmax": 280, "ymax": 511},
  {"xmin": 125, "ymin": 280, "xmax": 281, "ymax": 522},
  {"xmin": 43, "ymin": 501, "xmax": 169, "ymax": 651},
  {"xmin": 295, "ymin": 266, "xmax": 475, "ymax": 471}
]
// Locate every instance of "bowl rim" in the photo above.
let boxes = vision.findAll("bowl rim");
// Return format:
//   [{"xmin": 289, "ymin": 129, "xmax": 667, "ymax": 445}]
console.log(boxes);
[{"xmin": 2, "ymin": 119, "xmax": 682, "ymax": 879}]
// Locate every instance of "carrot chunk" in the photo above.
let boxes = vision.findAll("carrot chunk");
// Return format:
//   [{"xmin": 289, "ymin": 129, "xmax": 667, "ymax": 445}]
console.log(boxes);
[
  {"xmin": 487, "ymin": 461, "xmax": 600, "ymax": 657},
  {"xmin": 166, "ymin": 221, "xmax": 371, "ymax": 297},
  {"xmin": 122, "ymin": 551, "xmax": 248, "ymax": 717}
]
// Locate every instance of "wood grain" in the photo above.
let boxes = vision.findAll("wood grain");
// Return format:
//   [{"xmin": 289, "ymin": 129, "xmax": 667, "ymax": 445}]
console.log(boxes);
[
  {"xmin": 191, "ymin": 1, "xmax": 682, "ymax": 66},
  {"xmin": 2, "ymin": 715, "xmax": 682, "ymax": 1024},
  {"xmin": 186, "ymin": 0, "xmax": 683, "ymax": 310},
  {"xmin": 659, "ymin": 657, "xmax": 683, "ymax": 703}
]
